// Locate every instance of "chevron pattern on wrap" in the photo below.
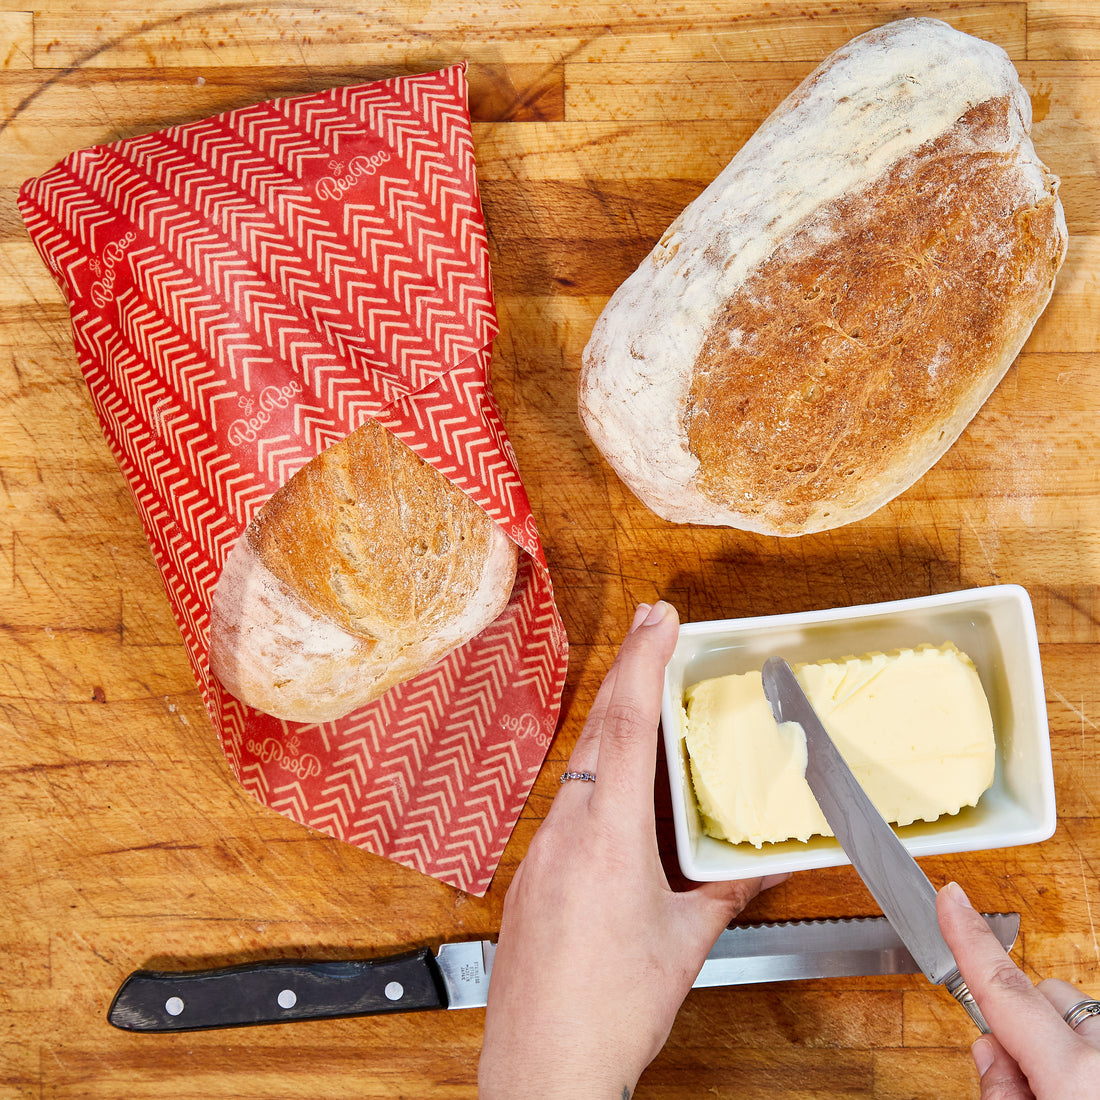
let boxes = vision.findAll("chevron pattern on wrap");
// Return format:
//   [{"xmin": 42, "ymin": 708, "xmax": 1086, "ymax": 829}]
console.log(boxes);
[{"xmin": 18, "ymin": 64, "xmax": 567, "ymax": 896}]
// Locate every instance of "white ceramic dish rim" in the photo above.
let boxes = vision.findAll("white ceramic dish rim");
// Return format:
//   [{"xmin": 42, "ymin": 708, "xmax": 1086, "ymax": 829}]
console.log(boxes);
[{"xmin": 660, "ymin": 584, "xmax": 1057, "ymax": 881}]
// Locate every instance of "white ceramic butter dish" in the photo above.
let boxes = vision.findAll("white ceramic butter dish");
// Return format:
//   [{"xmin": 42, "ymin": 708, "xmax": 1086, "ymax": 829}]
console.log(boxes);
[{"xmin": 661, "ymin": 585, "xmax": 1056, "ymax": 881}]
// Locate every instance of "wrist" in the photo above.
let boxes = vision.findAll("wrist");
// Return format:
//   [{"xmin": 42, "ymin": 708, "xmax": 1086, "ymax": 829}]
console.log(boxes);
[
  {"xmin": 478, "ymin": 1058, "xmax": 638, "ymax": 1100},
  {"xmin": 478, "ymin": 1032, "xmax": 646, "ymax": 1100}
]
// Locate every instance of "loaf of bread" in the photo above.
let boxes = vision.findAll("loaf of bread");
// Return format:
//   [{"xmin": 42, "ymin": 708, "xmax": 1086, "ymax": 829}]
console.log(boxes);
[
  {"xmin": 579, "ymin": 18, "xmax": 1067, "ymax": 536},
  {"xmin": 209, "ymin": 421, "xmax": 519, "ymax": 724}
]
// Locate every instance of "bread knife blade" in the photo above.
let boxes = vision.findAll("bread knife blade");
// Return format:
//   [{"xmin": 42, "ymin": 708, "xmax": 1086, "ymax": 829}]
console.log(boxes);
[
  {"xmin": 761, "ymin": 655, "xmax": 998, "ymax": 1032},
  {"xmin": 106, "ymin": 913, "xmax": 1019, "ymax": 1031}
]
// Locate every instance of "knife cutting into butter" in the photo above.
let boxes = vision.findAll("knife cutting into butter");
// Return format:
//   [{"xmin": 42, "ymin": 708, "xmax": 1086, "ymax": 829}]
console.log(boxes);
[
  {"xmin": 760, "ymin": 655, "xmax": 999, "ymax": 1032},
  {"xmin": 106, "ymin": 912, "xmax": 1018, "ymax": 1032}
]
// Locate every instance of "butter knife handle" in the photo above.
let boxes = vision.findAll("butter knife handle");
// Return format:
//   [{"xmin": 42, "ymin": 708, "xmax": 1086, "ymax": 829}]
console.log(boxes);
[
  {"xmin": 107, "ymin": 948, "xmax": 448, "ymax": 1031},
  {"xmin": 944, "ymin": 970, "xmax": 991, "ymax": 1033}
]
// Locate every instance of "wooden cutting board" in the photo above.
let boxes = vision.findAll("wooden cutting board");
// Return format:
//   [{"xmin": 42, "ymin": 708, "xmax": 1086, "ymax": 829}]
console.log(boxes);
[{"xmin": 2, "ymin": 2, "xmax": 1098, "ymax": 1096}]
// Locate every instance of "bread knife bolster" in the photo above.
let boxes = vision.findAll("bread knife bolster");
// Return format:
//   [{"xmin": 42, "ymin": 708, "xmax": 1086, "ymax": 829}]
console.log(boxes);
[{"xmin": 107, "ymin": 948, "xmax": 449, "ymax": 1032}]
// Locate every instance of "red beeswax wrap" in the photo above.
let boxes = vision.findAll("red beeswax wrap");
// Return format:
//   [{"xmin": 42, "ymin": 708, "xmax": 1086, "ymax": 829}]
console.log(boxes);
[{"xmin": 19, "ymin": 65, "xmax": 568, "ymax": 896}]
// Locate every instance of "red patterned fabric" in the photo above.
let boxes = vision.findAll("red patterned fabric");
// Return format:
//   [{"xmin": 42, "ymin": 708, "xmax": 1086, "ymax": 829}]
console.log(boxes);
[{"xmin": 19, "ymin": 64, "xmax": 568, "ymax": 895}]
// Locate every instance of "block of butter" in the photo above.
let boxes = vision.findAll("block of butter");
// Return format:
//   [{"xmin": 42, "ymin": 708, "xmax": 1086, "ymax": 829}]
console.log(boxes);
[{"xmin": 682, "ymin": 643, "xmax": 996, "ymax": 848}]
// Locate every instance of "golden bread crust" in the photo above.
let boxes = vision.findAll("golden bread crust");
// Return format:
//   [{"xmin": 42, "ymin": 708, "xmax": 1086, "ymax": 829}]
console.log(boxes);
[
  {"xmin": 578, "ymin": 18, "xmax": 1068, "ymax": 535},
  {"xmin": 209, "ymin": 421, "xmax": 519, "ymax": 723},
  {"xmin": 251, "ymin": 421, "xmax": 504, "ymax": 638},
  {"xmin": 687, "ymin": 97, "xmax": 1065, "ymax": 534}
]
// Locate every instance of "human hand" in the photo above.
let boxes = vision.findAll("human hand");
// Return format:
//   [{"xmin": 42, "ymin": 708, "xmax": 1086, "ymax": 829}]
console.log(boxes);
[
  {"xmin": 478, "ymin": 602, "xmax": 787, "ymax": 1099},
  {"xmin": 938, "ymin": 880, "xmax": 1100, "ymax": 1097}
]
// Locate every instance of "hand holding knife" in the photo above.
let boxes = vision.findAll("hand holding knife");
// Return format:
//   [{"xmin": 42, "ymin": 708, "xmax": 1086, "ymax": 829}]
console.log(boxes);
[{"xmin": 760, "ymin": 655, "xmax": 995, "ymax": 1031}]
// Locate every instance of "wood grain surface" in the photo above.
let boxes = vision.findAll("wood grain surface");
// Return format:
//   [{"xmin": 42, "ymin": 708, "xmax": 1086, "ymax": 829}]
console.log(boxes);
[{"xmin": 2, "ymin": 2, "xmax": 1098, "ymax": 1096}]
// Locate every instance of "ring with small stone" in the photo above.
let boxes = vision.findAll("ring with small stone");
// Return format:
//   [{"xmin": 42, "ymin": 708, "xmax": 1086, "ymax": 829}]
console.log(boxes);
[
  {"xmin": 1063, "ymin": 999, "xmax": 1100, "ymax": 1030},
  {"xmin": 559, "ymin": 770, "xmax": 596, "ymax": 784}
]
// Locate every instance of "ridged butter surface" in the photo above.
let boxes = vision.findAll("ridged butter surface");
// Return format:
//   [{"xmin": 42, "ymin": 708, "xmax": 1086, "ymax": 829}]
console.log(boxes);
[{"xmin": 682, "ymin": 643, "xmax": 995, "ymax": 847}]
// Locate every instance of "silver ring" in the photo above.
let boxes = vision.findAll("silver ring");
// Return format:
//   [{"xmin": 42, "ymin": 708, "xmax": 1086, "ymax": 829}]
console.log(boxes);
[
  {"xmin": 1063, "ymin": 999, "xmax": 1100, "ymax": 1029},
  {"xmin": 559, "ymin": 770, "xmax": 596, "ymax": 784}
]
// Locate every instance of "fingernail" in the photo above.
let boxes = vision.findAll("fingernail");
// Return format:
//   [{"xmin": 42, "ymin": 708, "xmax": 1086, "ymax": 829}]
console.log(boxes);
[
  {"xmin": 642, "ymin": 600, "xmax": 672, "ymax": 626},
  {"xmin": 972, "ymin": 1036, "xmax": 995, "ymax": 1077},
  {"xmin": 946, "ymin": 881, "xmax": 974, "ymax": 908},
  {"xmin": 629, "ymin": 603, "xmax": 653, "ymax": 632}
]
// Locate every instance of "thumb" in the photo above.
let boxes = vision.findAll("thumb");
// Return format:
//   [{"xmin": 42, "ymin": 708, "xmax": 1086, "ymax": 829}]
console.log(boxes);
[
  {"xmin": 972, "ymin": 1035, "xmax": 1036, "ymax": 1100},
  {"xmin": 690, "ymin": 873, "xmax": 791, "ymax": 937}
]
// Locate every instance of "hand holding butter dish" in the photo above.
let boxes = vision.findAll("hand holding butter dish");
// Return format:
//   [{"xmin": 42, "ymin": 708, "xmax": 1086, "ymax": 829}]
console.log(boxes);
[{"xmin": 479, "ymin": 600, "xmax": 1090, "ymax": 1098}]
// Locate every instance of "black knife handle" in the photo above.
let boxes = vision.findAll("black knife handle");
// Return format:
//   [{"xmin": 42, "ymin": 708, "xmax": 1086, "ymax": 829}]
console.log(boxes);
[{"xmin": 107, "ymin": 948, "xmax": 448, "ymax": 1031}]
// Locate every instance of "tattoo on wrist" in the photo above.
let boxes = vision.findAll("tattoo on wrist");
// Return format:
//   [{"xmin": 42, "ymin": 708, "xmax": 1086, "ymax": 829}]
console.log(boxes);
[{"xmin": 621, "ymin": 1089, "xmax": 631, "ymax": 1100}]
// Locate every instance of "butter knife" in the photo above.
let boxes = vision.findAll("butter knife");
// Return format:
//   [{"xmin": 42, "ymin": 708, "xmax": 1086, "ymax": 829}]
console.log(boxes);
[
  {"xmin": 761, "ymin": 655, "xmax": 996, "ymax": 1032},
  {"xmin": 107, "ymin": 913, "xmax": 1018, "ymax": 1031}
]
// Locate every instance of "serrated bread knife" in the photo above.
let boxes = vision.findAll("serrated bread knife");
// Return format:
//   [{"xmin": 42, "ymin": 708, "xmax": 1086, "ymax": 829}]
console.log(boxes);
[
  {"xmin": 106, "ymin": 912, "xmax": 1018, "ymax": 1032},
  {"xmin": 761, "ymin": 655, "xmax": 998, "ymax": 1032}
]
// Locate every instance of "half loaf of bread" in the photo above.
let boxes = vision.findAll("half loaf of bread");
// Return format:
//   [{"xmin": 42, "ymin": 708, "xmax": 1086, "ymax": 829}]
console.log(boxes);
[
  {"xmin": 579, "ymin": 17, "xmax": 1067, "ymax": 536},
  {"xmin": 209, "ymin": 420, "xmax": 519, "ymax": 724}
]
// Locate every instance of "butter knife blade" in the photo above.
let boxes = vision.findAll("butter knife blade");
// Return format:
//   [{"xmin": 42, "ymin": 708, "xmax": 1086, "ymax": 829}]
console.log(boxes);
[{"xmin": 761, "ymin": 656, "xmax": 996, "ymax": 1031}]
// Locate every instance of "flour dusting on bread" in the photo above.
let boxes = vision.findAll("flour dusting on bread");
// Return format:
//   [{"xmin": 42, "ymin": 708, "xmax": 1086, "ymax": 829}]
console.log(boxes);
[{"xmin": 579, "ymin": 18, "xmax": 1067, "ymax": 534}]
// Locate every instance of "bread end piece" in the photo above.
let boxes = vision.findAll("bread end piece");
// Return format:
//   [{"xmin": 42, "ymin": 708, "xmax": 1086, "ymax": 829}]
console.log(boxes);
[{"xmin": 209, "ymin": 422, "xmax": 519, "ymax": 724}]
